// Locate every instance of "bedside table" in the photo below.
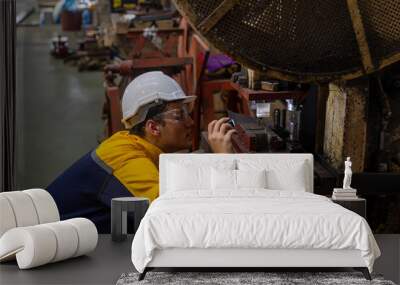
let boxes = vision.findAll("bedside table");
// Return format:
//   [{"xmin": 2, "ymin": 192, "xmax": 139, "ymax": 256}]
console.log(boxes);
[
  {"xmin": 111, "ymin": 197, "xmax": 149, "ymax": 242},
  {"xmin": 331, "ymin": 197, "xmax": 367, "ymax": 219}
]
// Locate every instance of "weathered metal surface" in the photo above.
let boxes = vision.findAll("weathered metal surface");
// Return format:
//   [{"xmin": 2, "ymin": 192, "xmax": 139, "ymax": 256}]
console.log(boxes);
[
  {"xmin": 324, "ymin": 80, "xmax": 368, "ymax": 172},
  {"xmin": 197, "ymin": 0, "xmax": 239, "ymax": 34},
  {"xmin": 342, "ymin": 79, "xmax": 368, "ymax": 172},
  {"xmin": 346, "ymin": 0, "xmax": 375, "ymax": 74},
  {"xmin": 324, "ymin": 83, "xmax": 347, "ymax": 170}
]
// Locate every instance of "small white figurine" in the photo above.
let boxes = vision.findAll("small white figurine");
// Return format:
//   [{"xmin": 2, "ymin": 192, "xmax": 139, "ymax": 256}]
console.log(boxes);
[{"xmin": 343, "ymin": 157, "xmax": 352, "ymax": 189}]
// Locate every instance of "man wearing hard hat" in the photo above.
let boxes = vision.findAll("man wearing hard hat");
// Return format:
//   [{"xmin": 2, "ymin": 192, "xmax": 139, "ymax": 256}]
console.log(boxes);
[{"xmin": 47, "ymin": 71, "xmax": 236, "ymax": 233}]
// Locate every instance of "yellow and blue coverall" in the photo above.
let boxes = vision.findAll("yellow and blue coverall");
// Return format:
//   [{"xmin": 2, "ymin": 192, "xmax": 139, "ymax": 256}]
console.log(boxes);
[{"xmin": 47, "ymin": 131, "xmax": 162, "ymax": 233}]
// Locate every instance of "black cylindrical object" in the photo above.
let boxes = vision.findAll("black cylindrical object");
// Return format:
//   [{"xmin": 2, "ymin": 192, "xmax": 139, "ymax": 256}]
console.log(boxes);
[{"xmin": 274, "ymin": 109, "xmax": 280, "ymax": 129}]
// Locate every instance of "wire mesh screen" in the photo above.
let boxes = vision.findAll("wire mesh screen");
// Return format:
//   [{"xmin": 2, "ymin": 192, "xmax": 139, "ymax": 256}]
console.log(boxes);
[
  {"xmin": 358, "ymin": 1, "xmax": 400, "ymax": 66},
  {"xmin": 175, "ymin": 0, "xmax": 400, "ymax": 82},
  {"xmin": 187, "ymin": 0, "xmax": 223, "ymax": 21}
]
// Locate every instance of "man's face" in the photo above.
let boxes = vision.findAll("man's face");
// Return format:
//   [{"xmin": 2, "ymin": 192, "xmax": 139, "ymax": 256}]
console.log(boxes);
[{"xmin": 156, "ymin": 101, "xmax": 194, "ymax": 152}]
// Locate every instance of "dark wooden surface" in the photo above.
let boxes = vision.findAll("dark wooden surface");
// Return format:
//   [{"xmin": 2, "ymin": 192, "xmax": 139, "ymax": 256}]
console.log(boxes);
[{"xmin": 332, "ymin": 198, "xmax": 367, "ymax": 219}]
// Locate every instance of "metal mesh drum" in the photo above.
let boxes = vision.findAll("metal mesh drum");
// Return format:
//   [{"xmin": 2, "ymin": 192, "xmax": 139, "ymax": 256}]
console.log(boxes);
[{"xmin": 174, "ymin": 0, "xmax": 400, "ymax": 82}]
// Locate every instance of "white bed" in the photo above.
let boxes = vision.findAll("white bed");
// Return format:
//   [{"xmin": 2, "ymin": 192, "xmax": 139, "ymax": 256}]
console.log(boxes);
[{"xmin": 131, "ymin": 154, "xmax": 380, "ymax": 280}]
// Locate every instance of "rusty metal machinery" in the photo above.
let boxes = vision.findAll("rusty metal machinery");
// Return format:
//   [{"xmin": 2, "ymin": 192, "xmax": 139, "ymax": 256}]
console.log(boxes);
[{"xmin": 173, "ymin": 0, "xmax": 400, "ymax": 82}]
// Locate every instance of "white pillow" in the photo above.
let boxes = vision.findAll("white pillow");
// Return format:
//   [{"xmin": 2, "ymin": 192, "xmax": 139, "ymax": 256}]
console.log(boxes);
[
  {"xmin": 167, "ymin": 161, "xmax": 235, "ymax": 192},
  {"xmin": 211, "ymin": 169, "xmax": 267, "ymax": 191},
  {"xmin": 167, "ymin": 163, "xmax": 210, "ymax": 191},
  {"xmin": 236, "ymin": 169, "xmax": 267, "ymax": 189},
  {"xmin": 211, "ymin": 168, "xmax": 236, "ymax": 190},
  {"xmin": 238, "ymin": 159, "xmax": 308, "ymax": 191}
]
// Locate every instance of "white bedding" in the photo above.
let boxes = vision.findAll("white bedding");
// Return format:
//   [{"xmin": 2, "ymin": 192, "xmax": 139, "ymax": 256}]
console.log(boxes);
[{"xmin": 131, "ymin": 190, "xmax": 380, "ymax": 273}]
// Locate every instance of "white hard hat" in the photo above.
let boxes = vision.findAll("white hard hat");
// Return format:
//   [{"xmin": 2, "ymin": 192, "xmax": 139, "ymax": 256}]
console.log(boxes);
[{"xmin": 121, "ymin": 71, "xmax": 196, "ymax": 129}]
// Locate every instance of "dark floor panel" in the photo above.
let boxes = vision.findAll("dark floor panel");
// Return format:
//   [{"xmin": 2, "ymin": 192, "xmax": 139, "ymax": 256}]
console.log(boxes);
[{"xmin": 16, "ymin": 25, "xmax": 104, "ymax": 189}]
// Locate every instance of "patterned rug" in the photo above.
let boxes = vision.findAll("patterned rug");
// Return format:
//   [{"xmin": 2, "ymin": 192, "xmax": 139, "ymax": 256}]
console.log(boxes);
[{"xmin": 116, "ymin": 271, "xmax": 396, "ymax": 285}]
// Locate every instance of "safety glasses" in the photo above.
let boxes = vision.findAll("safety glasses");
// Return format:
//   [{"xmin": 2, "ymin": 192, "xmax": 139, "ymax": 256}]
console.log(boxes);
[{"xmin": 153, "ymin": 103, "xmax": 194, "ymax": 122}]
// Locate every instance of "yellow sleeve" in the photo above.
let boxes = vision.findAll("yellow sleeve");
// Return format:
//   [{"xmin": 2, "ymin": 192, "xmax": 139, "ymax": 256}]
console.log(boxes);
[{"xmin": 113, "ymin": 157, "xmax": 159, "ymax": 202}]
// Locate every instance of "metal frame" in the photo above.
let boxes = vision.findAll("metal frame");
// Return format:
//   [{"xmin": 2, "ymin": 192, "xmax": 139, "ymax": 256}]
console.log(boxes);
[
  {"xmin": 173, "ymin": 0, "xmax": 400, "ymax": 83},
  {"xmin": 138, "ymin": 267, "xmax": 371, "ymax": 281},
  {"xmin": 0, "ymin": 0, "xmax": 17, "ymax": 191}
]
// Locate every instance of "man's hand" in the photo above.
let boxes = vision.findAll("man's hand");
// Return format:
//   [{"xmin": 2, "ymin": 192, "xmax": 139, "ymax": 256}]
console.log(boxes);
[{"xmin": 207, "ymin": 117, "xmax": 237, "ymax": 153}]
